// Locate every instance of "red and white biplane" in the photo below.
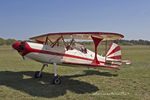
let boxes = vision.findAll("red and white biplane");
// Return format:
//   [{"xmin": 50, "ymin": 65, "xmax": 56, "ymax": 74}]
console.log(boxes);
[{"xmin": 12, "ymin": 32, "xmax": 131, "ymax": 84}]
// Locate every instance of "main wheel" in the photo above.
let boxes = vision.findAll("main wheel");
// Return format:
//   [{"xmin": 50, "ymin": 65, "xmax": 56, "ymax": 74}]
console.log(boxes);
[
  {"xmin": 52, "ymin": 76, "xmax": 61, "ymax": 85},
  {"xmin": 34, "ymin": 71, "xmax": 42, "ymax": 78}
]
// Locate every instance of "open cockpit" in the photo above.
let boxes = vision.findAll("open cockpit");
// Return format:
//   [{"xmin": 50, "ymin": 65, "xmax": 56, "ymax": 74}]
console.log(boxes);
[{"xmin": 35, "ymin": 36, "xmax": 88, "ymax": 54}]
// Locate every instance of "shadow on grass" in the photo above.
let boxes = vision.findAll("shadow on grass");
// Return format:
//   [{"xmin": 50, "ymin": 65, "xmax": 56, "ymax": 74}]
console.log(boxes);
[{"xmin": 0, "ymin": 70, "xmax": 117, "ymax": 98}]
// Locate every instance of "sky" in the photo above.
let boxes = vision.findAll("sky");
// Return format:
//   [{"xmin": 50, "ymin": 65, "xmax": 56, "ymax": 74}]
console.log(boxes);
[{"xmin": 0, "ymin": 0, "xmax": 150, "ymax": 40}]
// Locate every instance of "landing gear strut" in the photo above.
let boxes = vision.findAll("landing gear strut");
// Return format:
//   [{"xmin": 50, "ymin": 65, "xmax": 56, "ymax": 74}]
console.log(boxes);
[
  {"xmin": 34, "ymin": 63, "xmax": 61, "ymax": 85},
  {"xmin": 52, "ymin": 63, "xmax": 61, "ymax": 85},
  {"xmin": 34, "ymin": 64, "xmax": 47, "ymax": 78}
]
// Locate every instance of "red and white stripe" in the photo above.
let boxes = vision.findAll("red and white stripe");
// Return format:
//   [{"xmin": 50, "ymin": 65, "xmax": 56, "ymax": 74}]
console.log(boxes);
[
  {"xmin": 106, "ymin": 43, "xmax": 122, "ymax": 65},
  {"xmin": 22, "ymin": 42, "xmax": 121, "ymax": 69}
]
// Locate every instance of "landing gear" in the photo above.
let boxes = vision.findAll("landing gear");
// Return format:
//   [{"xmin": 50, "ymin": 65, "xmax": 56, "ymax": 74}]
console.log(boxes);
[
  {"xmin": 34, "ymin": 64, "xmax": 47, "ymax": 78},
  {"xmin": 52, "ymin": 75, "xmax": 61, "ymax": 85},
  {"xmin": 34, "ymin": 71, "xmax": 42, "ymax": 78},
  {"xmin": 34, "ymin": 63, "xmax": 61, "ymax": 84},
  {"xmin": 52, "ymin": 63, "xmax": 61, "ymax": 85}
]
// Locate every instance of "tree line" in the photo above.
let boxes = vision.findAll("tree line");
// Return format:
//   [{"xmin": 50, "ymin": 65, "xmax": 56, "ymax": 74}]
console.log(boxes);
[
  {"xmin": 0, "ymin": 37, "xmax": 21, "ymax": 45},
  {"xmin": 77, "ymin": 39, "xmax": 150, "ymax": 46},
  {"xmin": 114, "ymin": 39, "xmax": 150, "ymax": 45},
  {"xmin": 0, "ymin": 37, "xmax": 150, "ymax": 46}
]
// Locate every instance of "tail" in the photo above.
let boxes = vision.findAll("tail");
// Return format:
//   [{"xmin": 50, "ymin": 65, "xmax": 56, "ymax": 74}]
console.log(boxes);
[
  {"xmin": 106, "ymin": 43, "xmax": 122, "ymax": 66},
  {"xmin": 106, "ymin": 43, "xmax": 132, "ymax": 65},
  {"xmin": 106, "ymin": 43, "xmax": 122, "ymax": 61}
]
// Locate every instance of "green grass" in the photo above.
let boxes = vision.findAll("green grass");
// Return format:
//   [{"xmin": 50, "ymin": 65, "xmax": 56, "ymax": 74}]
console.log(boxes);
[{"xmin": 0, "ymin": 45, "xmax": 150, "ymax": 100}]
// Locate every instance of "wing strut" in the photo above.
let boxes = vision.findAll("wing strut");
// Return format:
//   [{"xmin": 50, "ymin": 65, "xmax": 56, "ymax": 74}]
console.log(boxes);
[
  {"xmin": 45, "ymin": 36, "xmax": 49, "ymax": 45},
  {"xmin": 91, "ymin": 36, "xmax": 103, "ymax": 65}
]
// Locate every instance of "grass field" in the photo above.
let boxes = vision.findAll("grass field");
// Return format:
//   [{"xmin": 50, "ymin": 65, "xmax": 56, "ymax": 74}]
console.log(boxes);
[{"xmin": 0, "ymin": 45, "xmax": 150, "ymax": 100}]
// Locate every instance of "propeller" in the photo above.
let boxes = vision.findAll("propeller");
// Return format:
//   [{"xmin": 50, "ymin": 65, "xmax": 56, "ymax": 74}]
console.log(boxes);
[
  {"xmin": 18, "ymin": 41, "xmax": 25, "ymax": 52},
  {"xmin": 12, "ymin": 41, "xmax": 27, "ymax": 60}
]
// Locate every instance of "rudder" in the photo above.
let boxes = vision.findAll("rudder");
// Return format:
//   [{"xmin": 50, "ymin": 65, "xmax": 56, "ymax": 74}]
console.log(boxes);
[{"xmin": 106, "ymin": 43, "xmax": 122, "ymax": 61}]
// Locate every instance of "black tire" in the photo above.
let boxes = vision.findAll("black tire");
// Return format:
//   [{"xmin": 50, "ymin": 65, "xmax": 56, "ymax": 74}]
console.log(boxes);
[
  {"xmin": 52, "ymin": 76, "xmax": 61, "ymax": 85},
  {"xmin": 34, "ymin": 71, "xmax": 42, "ymax": 78}
]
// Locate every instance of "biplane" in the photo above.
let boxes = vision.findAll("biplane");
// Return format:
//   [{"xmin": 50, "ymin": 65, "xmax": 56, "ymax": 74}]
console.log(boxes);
[{"xmin": 12, "ymin": 32, "xmax": 131, "ymax": 84}]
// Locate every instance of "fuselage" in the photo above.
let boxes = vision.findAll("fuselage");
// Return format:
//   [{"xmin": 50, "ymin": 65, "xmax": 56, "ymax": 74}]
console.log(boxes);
[{"xmin": 12, "ymin": 42, "xmax": 106, "ymax": 66}]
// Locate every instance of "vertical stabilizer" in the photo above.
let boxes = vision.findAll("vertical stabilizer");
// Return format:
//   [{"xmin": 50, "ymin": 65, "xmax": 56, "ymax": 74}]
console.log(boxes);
[{"xmin": 106, "ymin": 43, "xmax": 122, "ymax": 61}]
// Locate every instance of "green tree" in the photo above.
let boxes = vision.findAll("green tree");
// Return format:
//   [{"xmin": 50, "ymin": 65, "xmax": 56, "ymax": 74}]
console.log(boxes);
[{"xmin": 0, "ymin": 38, "xmax": 5, "ymax": 45}]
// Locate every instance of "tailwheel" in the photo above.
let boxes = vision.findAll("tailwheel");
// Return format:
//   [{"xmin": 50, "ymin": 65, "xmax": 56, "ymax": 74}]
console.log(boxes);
[
  {"xmin": 34, "ymin": 71, "xmax": 42, "ymax": 78},
  {"xmin": 52, "ymin": 76, "xmax": 61, "ymax": 85}
]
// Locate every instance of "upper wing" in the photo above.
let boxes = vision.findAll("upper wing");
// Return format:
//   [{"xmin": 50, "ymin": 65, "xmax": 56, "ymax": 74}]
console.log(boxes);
[{"xmin": 30, "ymin": 32, "xmax": 124, "ymax": 42}]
